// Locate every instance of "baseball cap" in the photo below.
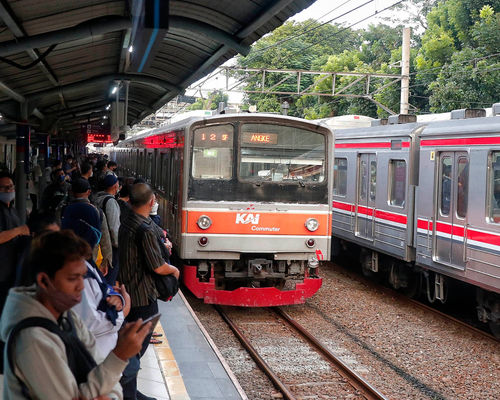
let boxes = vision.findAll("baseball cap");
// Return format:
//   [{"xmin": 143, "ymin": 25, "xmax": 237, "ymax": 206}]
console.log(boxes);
[
  {"xmin": 102, "ymin": 174, "xmax": 118, "ymax": 188},
  {"xmin": 71, "ymin": 178, "xmax": 91, "ymax": 194}
]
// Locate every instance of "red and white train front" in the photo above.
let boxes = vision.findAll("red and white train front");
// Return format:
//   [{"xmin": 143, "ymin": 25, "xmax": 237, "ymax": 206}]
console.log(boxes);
[{"xmin": 177, "ymin": 115, "xmax": 332, "ymax": 306}]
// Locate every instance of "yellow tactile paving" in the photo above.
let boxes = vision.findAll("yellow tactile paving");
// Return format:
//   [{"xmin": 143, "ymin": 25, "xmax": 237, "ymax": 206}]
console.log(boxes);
[{"xmin": 152, "ymin": 320, "xmax": 190, "ymax": 400}]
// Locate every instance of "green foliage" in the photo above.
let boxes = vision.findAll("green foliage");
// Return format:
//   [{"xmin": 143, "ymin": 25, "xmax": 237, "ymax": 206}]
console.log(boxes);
[{"xmin": 187, "ymin": 90, "xmax": 228, "ymax": 111}]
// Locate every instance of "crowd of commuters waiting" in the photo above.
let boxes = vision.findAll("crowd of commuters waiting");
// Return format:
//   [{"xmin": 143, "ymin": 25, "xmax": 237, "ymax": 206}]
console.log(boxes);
[{"xmin": 0, "ymin": 153, "xmax": 179, "ymax": 400}]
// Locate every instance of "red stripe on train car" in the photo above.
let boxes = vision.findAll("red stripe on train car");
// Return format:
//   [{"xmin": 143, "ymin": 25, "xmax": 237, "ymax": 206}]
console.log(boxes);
[
  {"xmin": 357, "ymin": 205, "xmax": 374, "ymax": 216},
  {"xmin": 336, "ymin": 142, "xmax": 410, "ymax": 149},
  {"xmin": 467, "ymin": 228, "xmax": 500, "ymax": 247},
  {"xmin": 375, "ymin": 210, "xmax": 407, "ymax": 225},
  {"xmin": 420, "ymin": 137, "xmax": 500, "ymax": 147},
  {"xmin": 417, "ymin": 219, "xmax": 434, "ymax": 231},
  {"xmin": 332, "ymin": 201, "xmax": 354, "ymax": 212}
]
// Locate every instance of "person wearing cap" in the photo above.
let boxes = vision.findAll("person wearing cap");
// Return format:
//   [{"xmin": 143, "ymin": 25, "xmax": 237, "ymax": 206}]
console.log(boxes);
[
  {"xmin": 61, "ymin": 178, "xmax": 113, "ymax": 276},
  {"xmin": 95, "ymin": 174, "xmax": 121, "ymax": 285}
]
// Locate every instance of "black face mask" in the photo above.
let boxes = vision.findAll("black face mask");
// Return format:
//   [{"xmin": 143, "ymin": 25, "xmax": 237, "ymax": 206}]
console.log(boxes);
[{"xmin": 39, "ymin": 275, "xmax": 82, "ymax": 314}]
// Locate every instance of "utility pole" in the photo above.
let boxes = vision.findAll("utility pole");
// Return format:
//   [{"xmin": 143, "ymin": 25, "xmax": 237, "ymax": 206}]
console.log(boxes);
[{"xmin": 400, "ymin": 27, "xmax": 411, "ymax": 114}]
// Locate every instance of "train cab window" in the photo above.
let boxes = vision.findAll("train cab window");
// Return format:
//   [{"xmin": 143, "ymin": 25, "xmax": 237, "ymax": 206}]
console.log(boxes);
[
  {"xmin": 389, "ymin": 160, "xmax": 406, "ymax": 207},
  {"xmin": 487, "ymin": 151, "xmax": 500, "ymax": 223},
  {"xmin": 239, "ymin": 123, "xmax": 325, "ymax": 183},
  {"xmin": 440, "ymin": 157, "xmax": 452, "ymax": 216},
  {"xmin": 456, "ymin": 156, "xmax": 469, "ymax": 218},
  {"xmin": 333, "ymin": 158, "xmax": 347, "ymax": 196},
  {"xmin": 369, "ymin": 160, "xmax": 377, "ymax": 201},
  {"xmin": 192, "ymin": 124, "xmax": 233, "ymax": 179}
]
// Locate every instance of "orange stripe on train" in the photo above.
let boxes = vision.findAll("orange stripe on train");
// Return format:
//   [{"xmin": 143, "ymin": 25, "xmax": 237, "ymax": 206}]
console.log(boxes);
[{"xmin": 182, "ymin": 210, "xmax": 330, "ymax": 235}]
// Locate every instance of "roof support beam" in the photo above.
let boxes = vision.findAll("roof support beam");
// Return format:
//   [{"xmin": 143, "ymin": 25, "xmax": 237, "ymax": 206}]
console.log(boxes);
[
  {"xmin": 0, "ymin": 0, "xmax": 59, "ymax": 87},
  {"xmin": 0, "ymin": 15, "xmax": 131, "ymax": 57},
  {"xmin": 0, "ymin": 81, "xmax": 43, "ymax": 119},
  {"xmin": 133, "ymin": 0, "xmax": 294, "ymax": 124},
  {"xmin": 169, "ymin": 17, "xmax": 250, "ymax": 56},
  {"xmin": 26, "ymin": 73, "xmax": 181, "ymax": 103}
]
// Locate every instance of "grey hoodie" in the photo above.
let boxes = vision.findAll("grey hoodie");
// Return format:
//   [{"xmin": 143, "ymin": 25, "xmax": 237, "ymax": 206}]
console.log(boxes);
[{"xmin": 0, "ymin": 285, "xmax": 126, "ymax": 399}]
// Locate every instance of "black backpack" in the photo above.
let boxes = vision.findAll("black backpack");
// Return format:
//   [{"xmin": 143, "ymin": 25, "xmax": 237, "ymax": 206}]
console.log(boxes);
[
  {"xmin": 6, "ymin": 313, "xmax": 97, "ymax": 398},
  {"xmin": 137, "ymin": 222, "xmax": 179, "ymax": 302}
]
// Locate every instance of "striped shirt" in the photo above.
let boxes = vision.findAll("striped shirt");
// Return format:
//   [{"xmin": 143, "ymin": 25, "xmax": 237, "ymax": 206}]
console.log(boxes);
[{"xmin": 117, "ymin": 211, "xmax": 165, "ymax": 307}]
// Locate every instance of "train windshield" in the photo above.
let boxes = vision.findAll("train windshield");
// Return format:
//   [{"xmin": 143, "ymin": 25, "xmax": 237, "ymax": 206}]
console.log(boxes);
[
  {"xmin": 239, "ymin": 123, "xmax": 325, "ymax": 183},
  {"xmin": 192, "ymin": 124, "xmax": 234, "ymax": 179}
]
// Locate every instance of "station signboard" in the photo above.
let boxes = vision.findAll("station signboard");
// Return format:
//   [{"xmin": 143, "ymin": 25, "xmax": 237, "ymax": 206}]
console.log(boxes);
[{"xmin": 82, "ymin": 124, "xmax": 112, "ymax": 144}]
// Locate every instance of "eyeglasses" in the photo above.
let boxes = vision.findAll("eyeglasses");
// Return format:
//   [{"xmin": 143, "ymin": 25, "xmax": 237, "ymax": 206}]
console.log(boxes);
[{"xmin": 0, "ymin": 184, "xmax": 14, "ymax": 191}]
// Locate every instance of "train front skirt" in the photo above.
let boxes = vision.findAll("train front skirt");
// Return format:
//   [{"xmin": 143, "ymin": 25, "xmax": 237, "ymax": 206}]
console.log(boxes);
[{"xmin": 183, "ymin": 265, "xmax": 323, "ymax": 307}]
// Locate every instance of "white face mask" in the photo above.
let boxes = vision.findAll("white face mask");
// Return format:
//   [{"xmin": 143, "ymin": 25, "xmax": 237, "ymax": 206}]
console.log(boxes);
[{"xmin": 150, "ymin": 202, "xmax": 159, "ymax": 215}]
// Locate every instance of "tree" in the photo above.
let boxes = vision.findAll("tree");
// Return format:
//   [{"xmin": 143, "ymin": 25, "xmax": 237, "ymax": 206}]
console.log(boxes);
[{"xmin": 187, "ymin": 90, "xmax": 228, "ymax": 111}]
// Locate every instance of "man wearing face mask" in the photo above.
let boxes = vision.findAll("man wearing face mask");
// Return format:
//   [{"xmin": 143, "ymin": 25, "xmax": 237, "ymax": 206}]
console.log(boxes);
[
  {"xmin": 0, "ymin": 170, "xmax": 30, "ymax": 315},
  {"xmin": 95, "ymin": 174, "xmax": 121, "ymax": 285},
  {"xmin": 118, "ymin": 183, "xmax": 179, "ymax": 400},
  {"xmin": 62, "ymin": 178, "xmax": 113, "ymax": 276},
  {"xmin": 40, "ymin": 167, "xmax": 70, "ymax": 214},
  {"xmin": 0, "ymin": 230, "xmax": 152, "ymax": 399}
]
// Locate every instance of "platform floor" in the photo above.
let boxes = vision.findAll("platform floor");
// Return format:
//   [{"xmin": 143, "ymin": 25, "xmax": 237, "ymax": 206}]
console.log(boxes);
[{"xmin": 158, "ymin": 292, "xmax": 245, "ymax": 400}]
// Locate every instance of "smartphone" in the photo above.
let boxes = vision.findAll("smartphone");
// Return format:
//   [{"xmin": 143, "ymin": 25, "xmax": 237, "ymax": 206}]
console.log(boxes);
[{"xmin": 141, "ymin": 313, "xmax": 161, "ymax": 332}]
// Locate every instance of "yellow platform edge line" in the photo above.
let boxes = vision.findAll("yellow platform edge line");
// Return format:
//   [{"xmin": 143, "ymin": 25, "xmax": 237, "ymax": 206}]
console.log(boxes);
[{"xmin": 152, "ymin": 320, "xmax": 191, "ymax": 400}]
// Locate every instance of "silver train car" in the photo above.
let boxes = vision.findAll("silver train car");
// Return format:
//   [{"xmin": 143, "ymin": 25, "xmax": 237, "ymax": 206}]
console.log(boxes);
[
  {"xmin": 113, "ymin": 113, "xmax": 333, "ymax": 307},
  {"xmin": 331, "ymin": 106, "xmax": 500, "ymax": 334}
]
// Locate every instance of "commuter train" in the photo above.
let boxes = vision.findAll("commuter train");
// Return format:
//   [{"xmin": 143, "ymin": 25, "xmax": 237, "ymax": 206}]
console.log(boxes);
[
  {"xmin": 112, "ymin": 114, "xmax": 333, "ymax": 307},
  {"xmin": 331, "ymin": 106, "xmax": 500, "ymax": 335}
]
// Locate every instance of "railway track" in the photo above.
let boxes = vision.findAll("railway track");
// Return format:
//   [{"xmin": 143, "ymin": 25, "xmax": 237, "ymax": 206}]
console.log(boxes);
[{"xmin": 215, "ymin": 305, "xmax": 388, "ymax": 400}]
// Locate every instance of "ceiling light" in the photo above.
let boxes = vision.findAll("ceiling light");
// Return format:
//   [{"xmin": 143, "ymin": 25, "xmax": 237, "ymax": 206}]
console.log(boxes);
[
  {"xmin": 128, "ymin": 45, "xmax": 134, "ymax": 53},
  {"xmin": 111, "ymin": 86, "xmax": 118, "ymax": 94}
]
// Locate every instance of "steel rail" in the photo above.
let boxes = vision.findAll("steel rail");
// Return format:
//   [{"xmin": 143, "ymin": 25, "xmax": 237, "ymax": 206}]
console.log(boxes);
[
  {"xmin": 214, "ymin": 305, "xmax": 298, "ymax": 400},
  {"xmin": 273, "ymin": 307, "xmax": 388, "ymax": 400}
]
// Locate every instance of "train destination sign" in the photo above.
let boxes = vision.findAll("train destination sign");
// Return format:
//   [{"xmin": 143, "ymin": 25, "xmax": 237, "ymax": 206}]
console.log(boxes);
[{"xmin": 242, "ymin": 132, "xmax": 278, "ymax": 145}]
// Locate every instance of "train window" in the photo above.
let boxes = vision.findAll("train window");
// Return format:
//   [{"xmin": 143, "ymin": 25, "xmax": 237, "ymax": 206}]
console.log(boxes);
[
  {"xmin": 389, "ymin": 160, "xmax": 406, "ymax": 207},
  {"xmin": 369, "ymin": 160, "xmax": 377, "ymax": 201},
  {"xmin": 440, "ymin": 157, "xmax": 452, "ymax": 216},
  {"xmin": 359, "ymin": 160, "xmax": 367, "ymax": 201},
  {"xmin": 333, "ymin": 158, "xmax": 347, "ymax": 196},
  {"xmin": 192, "ymin": 124, "xmax": 233, "ymax": 179},
  {"xmin": 456, "ymin": 156, "xmax": 468, "ymax": 218},
  {"xmin": 487, "ymin": 151, "xmax": 500, "ymax": 223},
  {"xmin": 239, "ymin": 123, "xmax": 325, "ymax": 183},
  {"xmin": 146, "ymin": 153, "xmax": 153, "ymax": 183},
  {"xmin": 161, "ymin": 152, "xmax": 169, "ymax": 191}
]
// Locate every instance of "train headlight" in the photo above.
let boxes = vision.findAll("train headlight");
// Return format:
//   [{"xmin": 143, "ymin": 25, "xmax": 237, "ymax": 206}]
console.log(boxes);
[
  {"xmin": 305, "ymin": 218, "xmax": 319, "ymax": 232},
  {"xmin": 197, "ymin": 215, "xmax": 212, "ymax": 230}
]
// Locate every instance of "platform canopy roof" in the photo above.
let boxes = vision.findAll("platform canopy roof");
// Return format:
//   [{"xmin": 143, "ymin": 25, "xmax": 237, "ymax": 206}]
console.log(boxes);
[{"xmin": 0, "ymin": 0, "xmax": 315, "ymax": 139}]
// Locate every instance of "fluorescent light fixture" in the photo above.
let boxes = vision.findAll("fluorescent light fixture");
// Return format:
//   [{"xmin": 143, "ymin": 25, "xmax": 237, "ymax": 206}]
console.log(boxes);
[
  {"xmin": 128, "ymin": 45, "xmax": 134, "ymax": 53},
  {"xmin": 111, "ymin": 86, "xmax": 118, "ymax": 94},
  {"xmin": 103, "ymin": 115, "xmax": 108, "ymax": 119},
  {"xmin": 106, "ymin": 104, "xmax": 111, "ymax": 110}
]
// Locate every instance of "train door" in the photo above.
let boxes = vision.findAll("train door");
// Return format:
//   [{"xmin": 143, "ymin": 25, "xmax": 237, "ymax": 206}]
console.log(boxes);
[
  {"xmin": 434, "ymin": 152, "xmax": 469, "ymax": 269},
  {"xmin": 355, "ymin": 153, "xmax": 377, "ymax": 240}
]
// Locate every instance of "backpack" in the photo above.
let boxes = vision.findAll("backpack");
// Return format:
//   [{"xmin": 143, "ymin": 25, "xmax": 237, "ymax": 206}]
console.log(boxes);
[
  {"xmin": 137, "ymin": 222, "xmax": 179, "ymax": 302},
  {"xmin": 6, "ymin": 314, "xmax": 97, "ymax": 398}
]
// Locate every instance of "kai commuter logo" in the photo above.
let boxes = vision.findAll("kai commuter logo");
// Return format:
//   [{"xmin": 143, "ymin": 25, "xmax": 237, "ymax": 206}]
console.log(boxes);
[{"xmin": 235, "ymin": 213, "xmax": 260, "ymax": 225}]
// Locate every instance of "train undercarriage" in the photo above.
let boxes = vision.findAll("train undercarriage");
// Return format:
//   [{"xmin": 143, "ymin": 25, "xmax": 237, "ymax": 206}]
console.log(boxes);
[{"xmin": 182, "ymin": 255, "xmax": 322, "ymax": 307}]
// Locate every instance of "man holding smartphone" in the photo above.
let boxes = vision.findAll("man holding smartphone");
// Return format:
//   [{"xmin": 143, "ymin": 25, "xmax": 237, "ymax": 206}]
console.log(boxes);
[{"xmin": 118, "ymin": 183, "xmax": 179, "ymax": 400}]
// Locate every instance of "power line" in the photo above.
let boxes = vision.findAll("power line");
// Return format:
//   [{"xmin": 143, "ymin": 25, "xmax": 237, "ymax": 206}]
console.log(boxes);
[
  {"xmin": 285, "ymin": 1, "xmax": 406, "ymax": 59},
  {"xmin": 248, "ymin": 0, "xmax": 371, "ymax": 56}
]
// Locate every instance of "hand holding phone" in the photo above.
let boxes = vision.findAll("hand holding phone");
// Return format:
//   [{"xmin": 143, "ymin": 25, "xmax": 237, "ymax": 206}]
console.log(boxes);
[{"xmin": 141, "ymin": 313, "xmax": 161, "ymax": 333}]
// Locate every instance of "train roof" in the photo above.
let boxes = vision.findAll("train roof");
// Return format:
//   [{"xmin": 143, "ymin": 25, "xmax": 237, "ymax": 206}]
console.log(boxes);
[
  {"xmin": 419, "ymin": 115, "xmax": 500, "ymax": 137},
  {"xmin": 334, "ymin": 122, "xmax": 423, "ymax": 140},
  {"xmin": 120, "ymin": 113, "xmax": 331, "ymax": 145}
]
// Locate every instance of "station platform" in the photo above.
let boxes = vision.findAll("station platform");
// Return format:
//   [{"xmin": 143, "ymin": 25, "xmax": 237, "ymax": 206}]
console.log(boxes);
[{"xmin": 0, "ymin": 291, "xmax": 246, "ymax": 400}]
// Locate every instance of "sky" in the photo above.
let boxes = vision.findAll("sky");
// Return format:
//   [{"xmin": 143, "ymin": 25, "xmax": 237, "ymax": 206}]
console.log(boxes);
[{"xmin": 183, "ymin": 0, "xmax": 408, "ymax": 105}]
